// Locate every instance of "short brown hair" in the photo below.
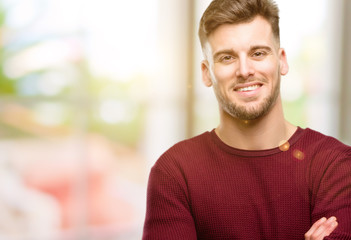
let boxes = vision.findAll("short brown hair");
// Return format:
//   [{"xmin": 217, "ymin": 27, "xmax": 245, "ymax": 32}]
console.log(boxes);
[{"xmin": 199, "ymin": 0, "xmax": 280, "ymax": 50}]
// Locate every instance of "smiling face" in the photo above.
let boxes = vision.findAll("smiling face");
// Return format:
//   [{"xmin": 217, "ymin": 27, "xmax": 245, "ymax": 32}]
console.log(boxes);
[{"xmin": 201, "ymin": 16, "xmax": 289, "ymax": 121}]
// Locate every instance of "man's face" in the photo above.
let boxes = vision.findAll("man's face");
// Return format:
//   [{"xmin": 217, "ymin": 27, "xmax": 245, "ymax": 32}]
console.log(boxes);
[{"xmin": 201, "ymin": 16, "xmax": 289, "ymax": 120}]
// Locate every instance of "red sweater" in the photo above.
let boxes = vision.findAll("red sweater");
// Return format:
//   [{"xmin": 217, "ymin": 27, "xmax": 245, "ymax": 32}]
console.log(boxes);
[{"xmin": 143, "ymin": 128, "xmax": 351, "ymax": 239}]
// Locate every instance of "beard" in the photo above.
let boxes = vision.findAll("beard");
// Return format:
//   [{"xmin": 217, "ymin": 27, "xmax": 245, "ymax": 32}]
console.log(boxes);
[{"xmin": 213, "ymin": 77, "xmax": 281, "ymax": 121}]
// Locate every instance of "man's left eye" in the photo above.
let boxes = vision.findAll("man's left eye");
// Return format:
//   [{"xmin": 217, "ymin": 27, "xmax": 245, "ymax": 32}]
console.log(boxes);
[{"xmin": 253, "ymin": 51, "xmax": 265, "ymax": 57}]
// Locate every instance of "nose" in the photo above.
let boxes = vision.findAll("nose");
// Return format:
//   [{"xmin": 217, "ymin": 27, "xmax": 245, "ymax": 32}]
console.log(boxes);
[{"xmin": 236, "ymin": 57, "xmax": 254, "ymax": 79}]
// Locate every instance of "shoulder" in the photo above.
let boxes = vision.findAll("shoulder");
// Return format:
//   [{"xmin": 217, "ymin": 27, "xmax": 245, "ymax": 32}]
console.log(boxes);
[
  {"xmin": 302, "ymin": 128, "xmax": 351, "ymax": 162},
  {"xmin": 168, "ymin": 131, "xmax": 213, "ymax": 154},
  {"xmin": 152, "ymin": 131, "xmax": 213, "ymax": 174},
  {"xmin": 303, "ymin": 128, "xmax": 350, "ymax": 150}
]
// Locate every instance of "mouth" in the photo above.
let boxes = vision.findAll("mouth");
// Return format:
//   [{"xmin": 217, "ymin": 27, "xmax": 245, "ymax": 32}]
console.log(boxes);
[{"xmin": 234, "ymin": 83, "xmax": 263, "ymax": 92}]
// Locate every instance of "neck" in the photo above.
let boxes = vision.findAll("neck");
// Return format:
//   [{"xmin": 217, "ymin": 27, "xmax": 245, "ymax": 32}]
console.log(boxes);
[{"xmin": 215, "ymin": 98, "xmax": 297, "ymax": 150}]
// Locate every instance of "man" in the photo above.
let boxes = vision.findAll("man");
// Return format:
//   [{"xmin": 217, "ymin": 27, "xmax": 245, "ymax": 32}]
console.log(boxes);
[{"xmin": 143, "ymin": 0, "xmax": 351, "ymax": 239}]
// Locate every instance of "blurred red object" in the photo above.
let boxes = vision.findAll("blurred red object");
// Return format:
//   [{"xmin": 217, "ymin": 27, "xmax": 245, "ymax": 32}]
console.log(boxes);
[{"xmin": 21, "ymin": 135, "xmax": 135, "ymax": 231}]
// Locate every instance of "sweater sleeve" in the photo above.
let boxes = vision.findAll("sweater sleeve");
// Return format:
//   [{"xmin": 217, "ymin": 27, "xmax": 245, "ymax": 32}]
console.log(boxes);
[
  {"xmin": 142, "ymin": 162, "xmax": 197, "ymax": 240},
  {"xmin": 311, "ymin": 149, "xmax": 351, "ymax": 239}
]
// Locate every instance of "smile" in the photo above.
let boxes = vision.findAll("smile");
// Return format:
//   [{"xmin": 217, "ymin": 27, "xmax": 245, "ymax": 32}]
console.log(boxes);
[{"xmin": 236, "ymin": 84, "xmax": 262, "ymax": 92}]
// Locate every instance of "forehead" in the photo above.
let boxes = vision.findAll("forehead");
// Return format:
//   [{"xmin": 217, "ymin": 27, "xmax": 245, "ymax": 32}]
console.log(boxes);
[{"xmin": 207, "ymin": 16, "xmax": 278, "ymax": 53}]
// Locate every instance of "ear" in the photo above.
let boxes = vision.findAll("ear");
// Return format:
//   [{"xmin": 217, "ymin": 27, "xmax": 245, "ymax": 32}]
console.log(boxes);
[
  {"xmin": 279, "ymin": 48, "xmax": 289, "ymax": 76},
  {"xmin": 201, "ymin": 60, "xmax": 213, "ymax": 87}
]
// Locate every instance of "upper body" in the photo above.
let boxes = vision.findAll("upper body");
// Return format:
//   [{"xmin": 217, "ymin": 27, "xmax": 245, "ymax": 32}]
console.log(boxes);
[
  {"xmin": 143, "ymin": 0, "xmax": 349, "ymax": 239},
  {"xmin": 143, "ymin": 127, "xmax": 351, "ymax": 239}
]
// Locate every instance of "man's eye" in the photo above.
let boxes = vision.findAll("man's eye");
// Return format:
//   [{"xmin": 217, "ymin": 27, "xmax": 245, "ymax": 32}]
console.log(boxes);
[
  {"xmin": 252, "ymin": 51, "xmax": 266, "ymax": 58},
  {"xmin": 220, "ymin": 56, "xmax": 234, "ymax": 62}
]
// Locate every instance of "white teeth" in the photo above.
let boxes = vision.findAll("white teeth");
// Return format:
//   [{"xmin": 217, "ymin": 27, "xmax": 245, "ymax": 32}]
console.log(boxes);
[{"xmin": 237, "ymin": 85, "xmax": 260, "ymax": 92}]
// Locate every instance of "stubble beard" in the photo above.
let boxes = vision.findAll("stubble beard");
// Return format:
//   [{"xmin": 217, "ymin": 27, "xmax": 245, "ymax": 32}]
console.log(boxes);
[{"xmin": 214, "ymin": 77, "xmax": 281, "ymax": 121}]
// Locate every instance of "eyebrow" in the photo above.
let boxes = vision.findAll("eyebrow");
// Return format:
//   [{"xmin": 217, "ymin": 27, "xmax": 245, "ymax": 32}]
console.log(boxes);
[
  {"xmin": 250, "ymin": 45, "xmax": 272, "ymax": 53},
  {"xmin": 213, "ymin": 45, "xmax": 273, "ymax": 60}
]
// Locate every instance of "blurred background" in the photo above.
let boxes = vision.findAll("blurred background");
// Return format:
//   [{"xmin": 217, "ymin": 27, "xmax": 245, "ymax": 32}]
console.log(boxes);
[{"xmin": 0, "ymin": 0, "xmax": 350, "ymax": 239}]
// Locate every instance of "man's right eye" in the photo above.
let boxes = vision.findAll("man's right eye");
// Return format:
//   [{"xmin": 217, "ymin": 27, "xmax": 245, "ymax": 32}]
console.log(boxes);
[{"xmin": 220, "ymin": 55, "xmax": 234, "ymax": 62}]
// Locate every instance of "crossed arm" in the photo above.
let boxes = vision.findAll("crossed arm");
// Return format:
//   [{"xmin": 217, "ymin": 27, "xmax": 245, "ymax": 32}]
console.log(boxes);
[{"xmin": 305, "ymin": 217, "xmax": 338, "ymax": 240}]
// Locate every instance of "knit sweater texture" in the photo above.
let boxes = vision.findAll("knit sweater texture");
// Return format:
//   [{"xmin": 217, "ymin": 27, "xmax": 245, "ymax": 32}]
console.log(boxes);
[{"xmin": 143, "ymin": 128, "xmax": 351, "ymax": 239}]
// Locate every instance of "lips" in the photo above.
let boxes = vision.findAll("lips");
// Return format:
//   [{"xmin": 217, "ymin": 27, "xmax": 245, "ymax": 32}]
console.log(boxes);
[{"xmin": 234, "ymin": 83, "xmax": 263, "ymax": 92}]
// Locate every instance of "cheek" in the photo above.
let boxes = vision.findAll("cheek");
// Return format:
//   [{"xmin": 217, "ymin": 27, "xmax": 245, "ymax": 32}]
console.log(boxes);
[
  {"xmin": 256, "ymin": 62, "xmax": 279, "ymax": 80},
  {"xmin": 213, "ymin": 65, "xmax": 236, "ymax": 82}
]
